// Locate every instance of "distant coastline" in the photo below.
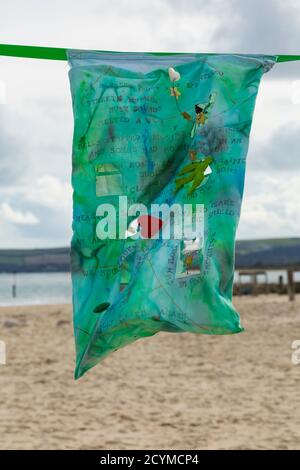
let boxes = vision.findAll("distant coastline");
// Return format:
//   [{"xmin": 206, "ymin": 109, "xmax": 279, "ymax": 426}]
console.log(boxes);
[
  {"xmin": 0, "ymin": 247, "xmax": 70, "ymax": 273},
  {"xmin": 0, "ymin": 238, "xmax": 299, "ymax": 273}
]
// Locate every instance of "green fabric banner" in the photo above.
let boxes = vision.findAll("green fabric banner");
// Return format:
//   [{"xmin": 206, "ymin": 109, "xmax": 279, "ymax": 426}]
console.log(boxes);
[{"xmin": 68, "ymin": 50, "xmax": 276, "ymax": 378}]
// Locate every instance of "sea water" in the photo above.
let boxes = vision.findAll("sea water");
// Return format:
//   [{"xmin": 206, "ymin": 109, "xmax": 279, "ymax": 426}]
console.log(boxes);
[
  {"xmin": 0, "ymin": 272, "xmax": 72, "ymax": 306},
  {"xmin": 0, "ymin": 270, "xmax": 298, "ymax": 306}
]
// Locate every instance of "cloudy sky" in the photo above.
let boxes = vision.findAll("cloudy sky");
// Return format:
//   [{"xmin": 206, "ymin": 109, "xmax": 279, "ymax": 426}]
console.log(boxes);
[{"xmin": 0, "ymin": 0, "xmax": 299, "ymax": 248}]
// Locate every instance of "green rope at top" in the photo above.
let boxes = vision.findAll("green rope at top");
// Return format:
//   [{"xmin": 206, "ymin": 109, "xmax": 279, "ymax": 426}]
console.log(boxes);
[
  {"xmin": 276, "ymin": 55, "xmax": 300, "ymax": 62},
  {"xmin": 0, "ymin": 44, "xmax": 68, "ymax": 61},
  {"xmin": 0, "ymin": 44, "xmax": 300, "ymax": 62}
]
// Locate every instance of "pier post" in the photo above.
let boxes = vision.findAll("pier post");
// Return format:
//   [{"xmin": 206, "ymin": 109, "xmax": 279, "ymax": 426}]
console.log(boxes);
[
  {"xmin": 278, "ymin": 275, "xmax": 284, "ymax": 295},
  {"xmin": 287, "ymin": 270, "xmax": 295, "ymax": 301},
  {"xmin": 252, "ymin": 273, "xmax": 258, "ymax": 296},
  {"xmin": 12, "ymin": 271, "xmax": 17, "ymax": 298}
]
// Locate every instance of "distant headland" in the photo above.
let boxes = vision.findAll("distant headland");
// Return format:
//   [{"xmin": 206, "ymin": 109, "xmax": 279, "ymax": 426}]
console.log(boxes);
[{"xmin": 0, "ymin": 238, "xmax": 299, "ymax": 273}]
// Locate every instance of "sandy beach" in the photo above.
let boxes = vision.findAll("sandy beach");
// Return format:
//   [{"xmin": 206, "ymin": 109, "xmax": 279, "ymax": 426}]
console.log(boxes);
[{"xmin": 0, "ymin": 294, "xmax": 299, "ymax": 450}]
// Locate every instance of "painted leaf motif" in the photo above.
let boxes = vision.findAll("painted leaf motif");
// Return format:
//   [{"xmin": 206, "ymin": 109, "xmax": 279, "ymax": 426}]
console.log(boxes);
[
  {"xmin": 181, "ymin": 111, "xmax": 192, "ymax": 121},
  {"xmin": 174, "ymin": 157, "xmax": 213, "ymax": 195},
  {"xmin": 170, "ymin": 86, "xmax": 181, "ymax": 99}
]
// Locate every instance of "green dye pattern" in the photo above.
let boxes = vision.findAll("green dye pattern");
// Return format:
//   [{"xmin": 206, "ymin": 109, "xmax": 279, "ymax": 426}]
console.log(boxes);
[{"xmin": 68, "ymin": 51, "xmax": 276, "ymax": 379}]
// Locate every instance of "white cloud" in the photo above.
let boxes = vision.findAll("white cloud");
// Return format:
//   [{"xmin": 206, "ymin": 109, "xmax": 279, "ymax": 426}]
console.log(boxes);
[
  {"xmin": 251, "ymin": 78, "xmax": 300, "ymax": 143},
  {"xmin": 26, "ymin": 175, "xmax": 72, "ymax": 210},
  {"xmin": 238, "ymin": 173, "xmax": 300, "ymax": 239},
  {"xmin": 0, "ymin": 202, "xmax": 39, "ymax": 225}
]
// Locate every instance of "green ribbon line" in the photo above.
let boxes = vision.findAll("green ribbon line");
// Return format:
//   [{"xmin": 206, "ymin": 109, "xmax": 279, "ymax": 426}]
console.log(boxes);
[
  {"xmin": 276, "ymin": 55, "xmax": 300, "ymax": 62},
  {"xmin": 0, "ymin": 44, "xmax": 300, "ymax": 62}
]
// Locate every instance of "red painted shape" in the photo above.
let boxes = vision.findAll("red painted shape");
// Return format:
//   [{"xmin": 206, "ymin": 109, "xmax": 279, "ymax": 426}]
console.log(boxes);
[{"xmin": 137, "ymin": 215, "xmax": 163, "ymax": 238}]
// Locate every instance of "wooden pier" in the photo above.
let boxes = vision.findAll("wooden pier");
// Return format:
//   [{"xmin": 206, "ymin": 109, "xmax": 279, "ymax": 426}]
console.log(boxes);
[{"xmin": 235, "ymin": 267, "xmax": 300, "ymax": 301}]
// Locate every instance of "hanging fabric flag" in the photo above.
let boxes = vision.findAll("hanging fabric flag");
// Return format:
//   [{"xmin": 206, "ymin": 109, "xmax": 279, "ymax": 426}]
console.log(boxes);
[{"xmin": 67, "ymin": 51, "xmax": 276, "ymax": 378}]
